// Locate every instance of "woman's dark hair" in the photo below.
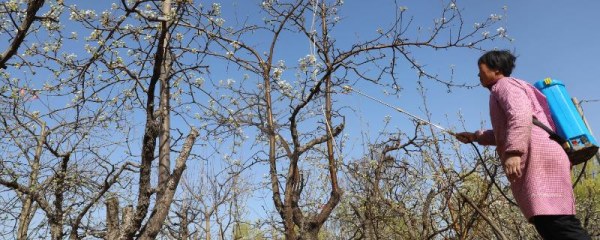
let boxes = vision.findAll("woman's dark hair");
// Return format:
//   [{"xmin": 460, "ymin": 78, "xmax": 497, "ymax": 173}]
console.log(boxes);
[{"xmin": 478, "ymin": 50, "xmax": 516, "ymax": 76}]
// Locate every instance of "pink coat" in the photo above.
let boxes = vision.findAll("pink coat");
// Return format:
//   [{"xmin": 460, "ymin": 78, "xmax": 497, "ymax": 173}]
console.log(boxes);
[{"xmin": 475, "ymin": 77, "xmax": 575, "ymax": 220}]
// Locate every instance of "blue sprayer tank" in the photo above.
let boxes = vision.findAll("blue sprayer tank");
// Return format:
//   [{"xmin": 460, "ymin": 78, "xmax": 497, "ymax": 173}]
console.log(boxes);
[{"xmin": 534, "ymin": 78, "xmax": 598, "ymax": 165}]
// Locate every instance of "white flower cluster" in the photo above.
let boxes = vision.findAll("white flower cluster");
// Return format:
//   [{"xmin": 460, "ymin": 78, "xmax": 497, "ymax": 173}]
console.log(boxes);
[
  {"xmin": 210, "ymin": 17, "xmax": 225, "ymax": 27},
  {"xmin": 490, "ymin": 14, "xmax": 502, "ymax": 21},
  {"xmin": 449, "ymin": 2, "xmax": 457, "ymax": 10},
  {"xmin": 101, "ymin": 11, "xmax": 112, "ymax": 27},
  {"xmin": 277, "ymin": 80, "xmax": 293, "ymax": 97},
  {"xmin": 211, "ymin": 3, "xmax": 221, "ymax": 16},
  {"xmin": 69, "ymin": 9, "xmax": 97, "ymax": 21},
  {"xmin": 496, "ymin": 27, "xmax": 506, "ymax": 36},
  {"xmin": 195, "ymin": 77, "xmax": 205, "ymax": 87},
  {"xmin": 272, "ymin": 67, "xmax": 283, "ymax": 80},
  {"xmin": 42, "ymin": 42, "xmax": 61, "ymax": 53},
  {"xmin": 5, "ymin": 0, "xmax": 19, "ymax": 11},
  {"xmin": 218, "ymin": 78, "xmax": 236, "ymax": 87},
  {"xmin": 261, "ymin": 0, "xmax": 274, "ymax": 9},
  {"xmin": 88, "ymin": 29, "xmax": 101, "ymax": 40},
  {"xmin": 230, "ymin": 41, "xmax": 241, "ymax": 50},
  {"xmin": 298, "ymin": 54, "xmax": 317, "ymax": 72}
]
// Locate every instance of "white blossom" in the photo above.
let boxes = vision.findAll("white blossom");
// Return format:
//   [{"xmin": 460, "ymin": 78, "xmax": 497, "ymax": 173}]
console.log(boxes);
[
  {"xmin": 490, "ymin": 14, "xmax": 501, "ymax": 21},
  {"xmin": 211, "ymin": 3, "xmax": 221, "ymax": 15},
  {"xmin": 230, "ymin": 41, "xmax": 241, "ymax": 49},
  {"xmin": 496, "ymin": 27, "xmax": 506, "ymax": 36},
  {"xmin": 273, "ymin": 67, "xmax": 283, "ymax": 80},
  {"xmin": 195, "ymin": 77, "xmax": 205, "ymax": 86},
  {"xmin": 226, "ymin": 78, "xmax": 235, "ymax": 87},
  {"xmin": 262, "ymin": 0, "xmax": 273, "ymax": 9},
  {"xmin": 213, "ymin": 18, "xmax": 225, "ymax": 27}
]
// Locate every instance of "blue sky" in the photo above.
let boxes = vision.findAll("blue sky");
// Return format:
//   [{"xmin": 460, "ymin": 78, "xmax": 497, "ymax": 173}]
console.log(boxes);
[{"xmin": 325, "ymin": 0, "xmax": 600, "ymax": 137}]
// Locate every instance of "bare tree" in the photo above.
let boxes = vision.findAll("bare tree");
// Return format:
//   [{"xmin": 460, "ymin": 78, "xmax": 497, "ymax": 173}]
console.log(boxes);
[{"xmin": 1, "ymin": 0, "xmax": 209, "ymax": 238}]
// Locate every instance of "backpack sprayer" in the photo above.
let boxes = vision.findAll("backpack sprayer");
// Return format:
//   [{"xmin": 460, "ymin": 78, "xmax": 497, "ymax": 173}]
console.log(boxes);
[{"xmin": 533, "ymin": 78, "xmax": 599, "ymax": 165}]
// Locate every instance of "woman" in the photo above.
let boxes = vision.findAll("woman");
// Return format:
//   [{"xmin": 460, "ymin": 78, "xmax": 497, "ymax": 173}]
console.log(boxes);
[{"xmin": 455, "ymin": 50, "xmax": 590, "ymax": 239}]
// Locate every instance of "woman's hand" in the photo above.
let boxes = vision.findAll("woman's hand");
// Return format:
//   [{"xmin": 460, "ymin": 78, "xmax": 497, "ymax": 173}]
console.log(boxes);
[
  {"xmin": 455, "ymin": 132, "xmax": 477, "ymax": 143},
  {"xmin": 504, "ymin": 154, "xmax": 522, "ymax": 182}
]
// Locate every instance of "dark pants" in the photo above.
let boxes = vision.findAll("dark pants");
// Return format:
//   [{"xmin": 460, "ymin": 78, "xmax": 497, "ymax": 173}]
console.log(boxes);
[{"xmin": 532, "ymin": 215, "xmax": 591, "ymax": 240}]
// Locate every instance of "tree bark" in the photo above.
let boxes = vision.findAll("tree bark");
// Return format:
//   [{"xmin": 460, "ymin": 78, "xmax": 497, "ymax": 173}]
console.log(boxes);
[
  {"xmin": 50, "ymin": 154, "xmax": 69, "ymax": 240},
  {"xmin": 118, "ymin": 1, "xmax": 171, "ymax": 238},
  {"xmin": 179, "ymin": 203, "xmax": 189, "ymax": 240},
  {"xmin": 17, "ymin": 122, "xmax": 47, "ymax": 240},
  {"xmin": 157, "ymin": 0, "xmax": 172, "ymax": 203},
  {"xmin": 205, "ymin": 211, "xmax": 211, "ymax": 240},
  {"xmin": 106, "ymin": 197, "xmax": 120, "ymax": 240},
  {"xmin": 137, "ymin": 129, "xmax": 198, "ymax": 239}
]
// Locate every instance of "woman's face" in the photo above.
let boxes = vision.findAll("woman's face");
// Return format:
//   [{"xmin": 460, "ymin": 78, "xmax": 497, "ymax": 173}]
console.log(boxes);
[{"xmin": 478, "ymin": 63, "xmax": 503, "ymax": 88}]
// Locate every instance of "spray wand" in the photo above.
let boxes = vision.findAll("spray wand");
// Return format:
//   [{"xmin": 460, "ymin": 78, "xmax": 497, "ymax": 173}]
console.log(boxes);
[
  {"xmin": 342, "ymin": 85, "xmax": 519, "ymax": 208},
  {"xmin": 342, "ymin": 85, "xmax": 456, "ymax": 136}
]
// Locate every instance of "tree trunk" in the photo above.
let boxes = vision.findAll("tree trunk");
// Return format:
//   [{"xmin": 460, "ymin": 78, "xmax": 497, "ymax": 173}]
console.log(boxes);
[
  {"xmin": 157, "ymin": 0, "xmax": 172, "ymax": 203},
  {"xmin": 106, "ymin": 197, "xmax": 120, "ymax": 240},
  {"xmin": 179, "ymin": 203, "xmax": 189, "ymax": 240},
  {"xmin": 118, "ymin": 1, "xmax": 172, "ymax": 238},
  {"xmin": 137, "ymin": 129, "xmax": 198, "ymax": 239},
  {"xmin": 18, "ymin": 122, "xmax": 47, "ymax": 240},
  {"xmin": 17, "ymin": 198, "xmax": 35, "ymax": 240},
  {"xmin": 205, "ymin": 211, "xmax": 211, "ymax": 240},
  {"xmin": 50, "ymin": 154, "xmax": 69, "ymax": 240},
  {"xmin": 300, "ymin": 228, "xmax": 320, "ymax": 240}
]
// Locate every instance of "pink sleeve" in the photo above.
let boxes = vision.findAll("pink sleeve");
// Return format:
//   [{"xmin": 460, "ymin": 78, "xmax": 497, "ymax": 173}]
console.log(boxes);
[
  {"xmin": 493, "ymin": 83, "xmax": 532, "ymax": 156},
  {"xmin": 475, "ymin": 129, "xmax": 496, "ymax": 145}
]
